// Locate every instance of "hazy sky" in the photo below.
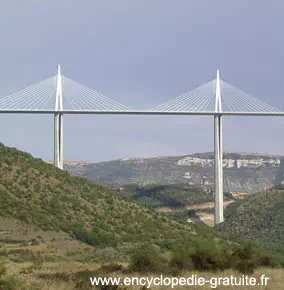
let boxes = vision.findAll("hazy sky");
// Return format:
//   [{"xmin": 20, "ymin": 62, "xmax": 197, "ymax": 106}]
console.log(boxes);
[{"xmin": 0, "ymin": 0, "xmax": 283, "ymax": 161}]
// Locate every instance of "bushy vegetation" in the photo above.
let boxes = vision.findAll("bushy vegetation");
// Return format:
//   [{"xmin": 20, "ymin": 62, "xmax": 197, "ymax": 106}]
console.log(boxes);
[
  {"xmin": 217, "ymin": 186, "xmax": 284, "ymax": 256},
  {"xmin": 0, "ymin": 142, "xmax": 281, "ymax": 286},
  {"xmin": 129, "ymin": 244, "xmax": 168, "ymax": 273},
  {"xmin": 120, "ymin": 184, "xmax": 213, "ymax": 208},
  {"xmin": 0, "ymin": 264, "xmax": 18, "ymax": 290},
  {"xmin": 129, "ymin": 239, "xmax": 278, "ymax": 275},
  {"xmin": 1, "ymin": 263, "xmax": 284, "ymax": 290},
  {"xmin": 119, "ymin": 184, "xmax": 233, "ymax": 223},
  {"xmin": 0, "ymin": 143, "xmax": 211, "ymax": 250}
]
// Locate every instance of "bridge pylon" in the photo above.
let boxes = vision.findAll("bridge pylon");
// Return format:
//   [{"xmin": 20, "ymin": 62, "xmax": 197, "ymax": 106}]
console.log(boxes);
[
  {"xmin": 54, "ymin": 65, "xmax": 64, "ymax": 170},
  {"xmin": 214, "ymin": 70, "xmax": 224, "ymax": 225}
]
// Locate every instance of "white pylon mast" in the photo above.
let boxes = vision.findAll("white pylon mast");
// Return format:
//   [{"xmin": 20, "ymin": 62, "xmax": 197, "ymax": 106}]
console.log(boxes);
[
  {"xmin": 54, "ymin": 65, "xmax": 64, "ymax": 170},
  {"xmin": 215, "ymin": 70, "xmax": 222, "ymax": 112},
  {"xmin": 214, "ymin": 69, "xmax": 224, "ymax": 224}
]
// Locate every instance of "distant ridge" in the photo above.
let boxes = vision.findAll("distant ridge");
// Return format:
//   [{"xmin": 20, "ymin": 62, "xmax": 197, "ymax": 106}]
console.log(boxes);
[
  {"xmin": 63, "ymin": 152, "xmax": 284, "ymax": 193},
  {"xmin": 49, "ymin": 152, "xmax": 284, "ymax": 165},
  {"xmin": 46, "ymin": 160, "xmax": 97, "ymax": 165}
]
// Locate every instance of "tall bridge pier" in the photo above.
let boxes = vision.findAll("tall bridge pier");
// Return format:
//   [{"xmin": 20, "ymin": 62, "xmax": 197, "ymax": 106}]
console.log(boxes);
[
  {"xmin": 54, "ymin": 113, "xmax": 64, "ymax": 169},
  {"xmin": 214, "ymin": 114, "xmax": 223, "ymax": 224},
  {"xmin": 54, "ymin": 65, "xmax": 64, "ymax": 170},
  {"xmin": 214, "ymin": 70, "xmax": 224, "ymax": 224}
]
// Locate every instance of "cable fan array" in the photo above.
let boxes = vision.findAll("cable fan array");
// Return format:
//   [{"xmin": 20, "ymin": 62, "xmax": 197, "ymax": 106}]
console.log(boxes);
[
  {"xmin": 151, "ymin": 79, "xmax": 280, "ymax": 113},
  {"xmin": 0, "ymin": 73, "xmax": 280, "ymax": 113},
  {"xmin": 0, "ymin": 76, "xmax": 57, "ymax": 110},
  {"xmin": 61, "ymin": 76, "xmax": 130, "ymax": 111},
  {"xmin": 0, "ymin": 74, "xmax": 131, "ymax": 111}
]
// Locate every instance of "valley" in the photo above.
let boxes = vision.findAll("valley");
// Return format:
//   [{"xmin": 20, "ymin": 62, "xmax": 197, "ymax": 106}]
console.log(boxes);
[{"xmin": 63, "ymin": 153, "xmax": 284, "ymax": 229}]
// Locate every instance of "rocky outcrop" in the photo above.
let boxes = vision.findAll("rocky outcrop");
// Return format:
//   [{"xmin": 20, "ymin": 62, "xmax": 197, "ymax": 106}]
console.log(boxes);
[{"xmin": 177, "ymin": 156, "xmax": 281, "ymax": 168}]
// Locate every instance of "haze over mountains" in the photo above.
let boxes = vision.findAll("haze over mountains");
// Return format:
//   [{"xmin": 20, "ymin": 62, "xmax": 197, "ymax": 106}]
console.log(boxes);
[{"xmin": 64, "ymin": 152, "xmax": 283, "ymax": 193}]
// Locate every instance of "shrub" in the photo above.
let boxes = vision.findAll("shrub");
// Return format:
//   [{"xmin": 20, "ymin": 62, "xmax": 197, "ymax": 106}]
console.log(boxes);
[
  {"xmin": 129, "ymin": 244, "xmax": 168, "ymax": 273},
  {"xmin": 234, "ymin": 259, "xmax": 255, "ymax": 274},
  {"xmin": 99, "ymin": 263, "xmax": 124, "ymax": 273},
  {"xmin": 190, "ymin": 239, "xmax": 228, "ymax": 272},
  {"xmin": 231, "ymin": 244, "xmax": 277, "ymax": 274},
  {"xmin": 0, "ymin": 278, "xmax": 17, "ymax": 290},
  {"xmin": 0, "ymin": 265, "xmax": 6, "ymax": 278},
  {"xmin": 170, "ymin": 247, "xmax": 193, "ymax": 271},
  {"xmin": 0, "ymin": 266, "xmax": 18, "ymax": 290}
]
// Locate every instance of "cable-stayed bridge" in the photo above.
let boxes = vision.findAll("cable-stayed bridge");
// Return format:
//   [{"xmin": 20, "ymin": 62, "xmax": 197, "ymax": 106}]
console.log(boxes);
[{"xmin": 0, "ymin": 66, "xmax": 281, "ymax": 225}]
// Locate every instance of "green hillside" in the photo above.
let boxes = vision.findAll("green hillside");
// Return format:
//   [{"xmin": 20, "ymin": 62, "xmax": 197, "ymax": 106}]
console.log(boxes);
[
  {"xmin": 217, "ymin": 187, "xmax": 284, "ymax": 254},
  {"xmin": 0, "ymin": 142, "xmax": 281, "ymax": 290},
  {"xmin": 119, "ymin": 184, "xmax": 213, "ymax": 208},
  {"xmin": 0, "ymin": 143, "xmax": 210, "ymax": 250},
  {"xmin": 118, "ymin": 184, "xmax": 236, "ymax": 224}
]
